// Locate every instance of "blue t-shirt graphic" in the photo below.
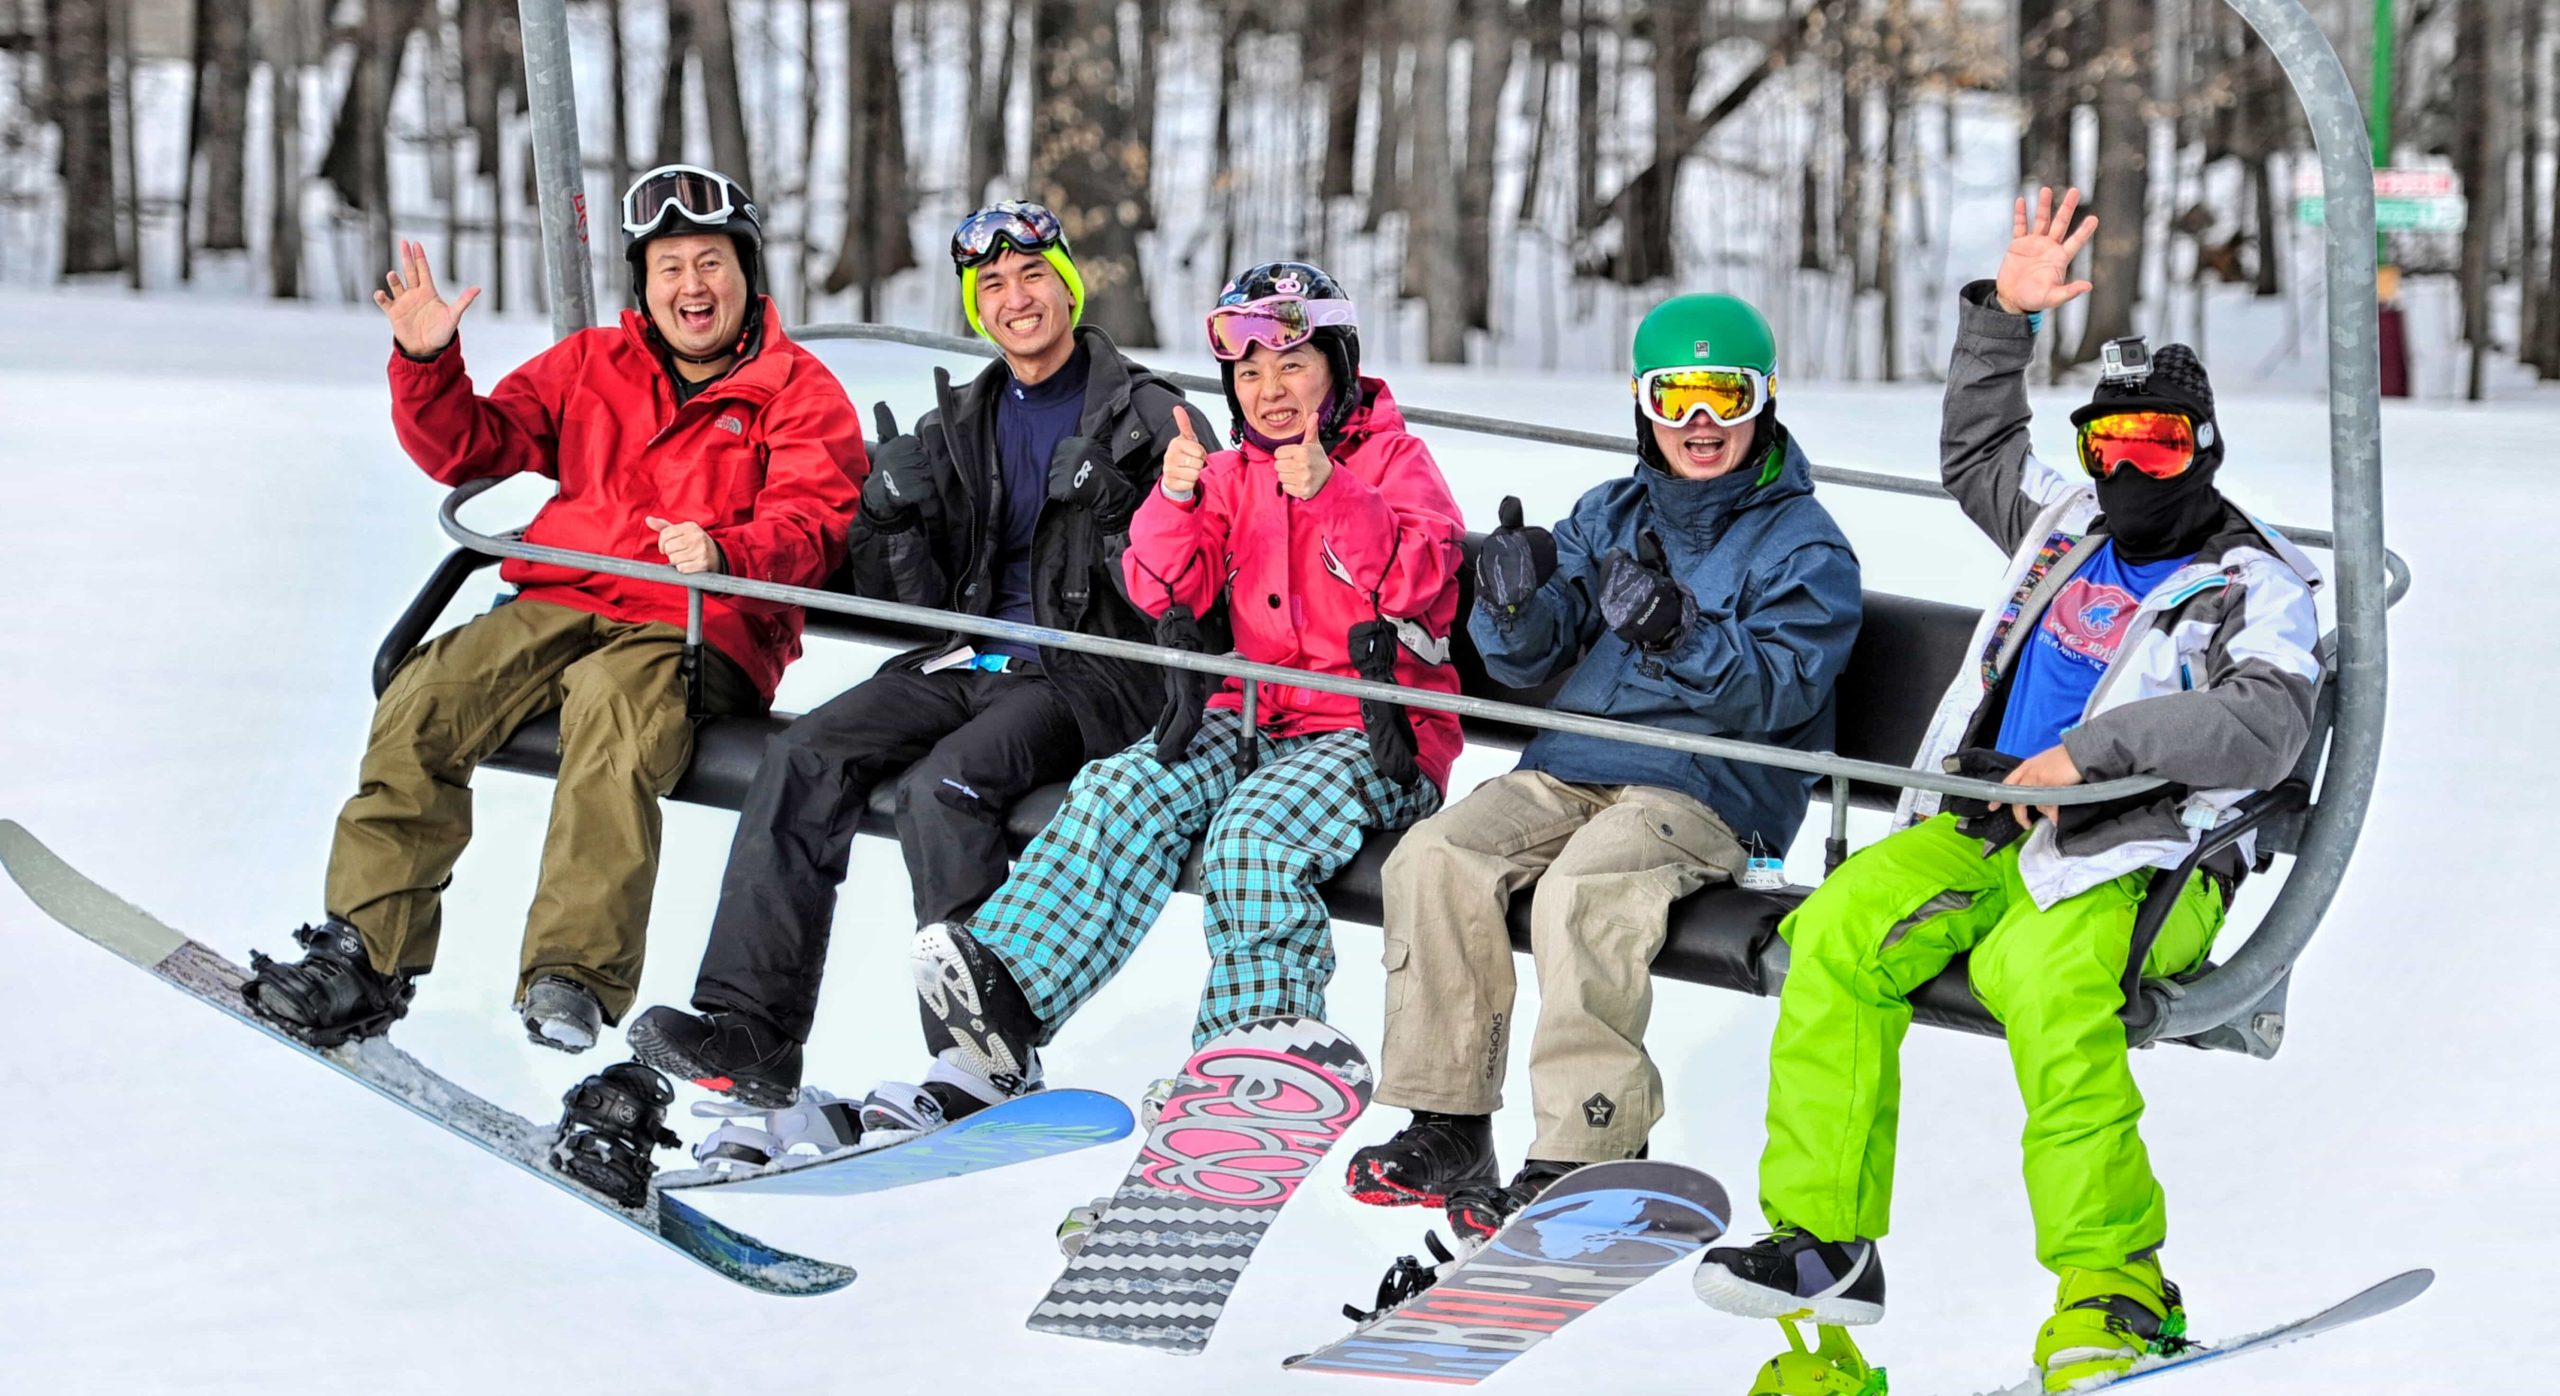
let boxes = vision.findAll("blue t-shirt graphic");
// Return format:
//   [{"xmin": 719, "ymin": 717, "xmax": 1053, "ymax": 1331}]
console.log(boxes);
[{"xmin": 1994, "ymin": 541, "xmax": 2191, "ymax": 758}]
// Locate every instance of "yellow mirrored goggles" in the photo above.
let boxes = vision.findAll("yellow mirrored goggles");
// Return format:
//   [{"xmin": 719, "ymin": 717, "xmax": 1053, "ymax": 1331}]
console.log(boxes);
[{"xmin": 1634, "ymin": 366, "xmax": 1772, "ymax": 429}]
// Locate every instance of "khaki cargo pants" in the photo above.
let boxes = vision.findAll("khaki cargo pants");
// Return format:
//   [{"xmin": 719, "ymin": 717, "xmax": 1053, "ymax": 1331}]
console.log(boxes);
[
  {"xmin": 324, "ymin": 597, "xmax": 756, "ymax": 1022},
  {"xmin": 1375, "ymin": 769, "xmax": 1745, "ymax": 1160}
]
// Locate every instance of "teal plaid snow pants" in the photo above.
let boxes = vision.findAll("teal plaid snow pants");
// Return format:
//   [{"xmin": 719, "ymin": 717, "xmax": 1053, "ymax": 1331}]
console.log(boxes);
[{"xmin": 965, "ymin": 707, "xmax": 1442, "ymax": 1046}]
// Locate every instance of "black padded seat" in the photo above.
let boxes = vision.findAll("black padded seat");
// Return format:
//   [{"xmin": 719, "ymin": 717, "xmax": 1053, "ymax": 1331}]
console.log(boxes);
[{"xmin": 419, "ymin": 529, "xmax": 2256, "ymax": 1050}]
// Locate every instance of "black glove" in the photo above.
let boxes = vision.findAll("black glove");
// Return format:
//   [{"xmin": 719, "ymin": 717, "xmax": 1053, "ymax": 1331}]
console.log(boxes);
[
  {"xmin": 1940, "ymin": 746, "xmax": 2029, "ymax": 850},
  {"xmin": 1597, "ymin": 531, "xmax": 1693, "ymax": 652},
  {"xmin": 1348, "ymin": 618, "xmax": 1422, "ymax": 788},
  {"xmin": 1151, "ymin": 604, "xmax": 1213, "ymax": 766},
  {"xmin": 1475, "ymin": 495, "xmax": 1558, "ymax": 621},
  {"xmin": 1048, "ymin": 434, "xmax": 1137, "ymax": 520},
  {"xmin": 861, "ymin": 402, "xmax": 931, "ymax": 527}
]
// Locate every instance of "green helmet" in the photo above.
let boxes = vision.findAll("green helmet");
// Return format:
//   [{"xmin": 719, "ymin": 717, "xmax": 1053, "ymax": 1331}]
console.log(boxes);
[
  {"xmin": 1631, "ymin": 292, "xmax": 1778, "ymax": 378},
  {"xmin": 1629, "ymin": 293, "xmax": 1783, "ymax": 485}
]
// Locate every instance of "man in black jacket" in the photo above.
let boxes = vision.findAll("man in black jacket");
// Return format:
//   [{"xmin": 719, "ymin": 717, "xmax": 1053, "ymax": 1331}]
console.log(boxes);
[{"xmin": 629, "ymin": 201, "xmax": 1215, "ymax": 1107}]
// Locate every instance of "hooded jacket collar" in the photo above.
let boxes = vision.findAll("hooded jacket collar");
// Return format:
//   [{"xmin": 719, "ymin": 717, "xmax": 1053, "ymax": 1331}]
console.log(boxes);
[{"xmin": 1637, "ymin": 423, "xmax": 1816, "ymax": 545}]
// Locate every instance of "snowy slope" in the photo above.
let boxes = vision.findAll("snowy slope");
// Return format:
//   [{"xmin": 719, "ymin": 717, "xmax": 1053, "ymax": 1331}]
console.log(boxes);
[{"xmin": 0, "ymin": 284, "xmax": 2542, "ymax": 1395}]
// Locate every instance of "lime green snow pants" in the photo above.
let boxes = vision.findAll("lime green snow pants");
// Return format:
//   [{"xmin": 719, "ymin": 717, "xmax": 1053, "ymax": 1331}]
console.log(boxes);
[{"xmin": 1757, "ymin": 813, "xmax": 2224, "ymax": 1274}]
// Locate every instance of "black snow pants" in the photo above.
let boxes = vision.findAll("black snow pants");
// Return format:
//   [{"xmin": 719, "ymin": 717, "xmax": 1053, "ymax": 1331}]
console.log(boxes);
[{"xmin": 690, "ymin": 662, "xmax": 1084, "ymax": 1041}]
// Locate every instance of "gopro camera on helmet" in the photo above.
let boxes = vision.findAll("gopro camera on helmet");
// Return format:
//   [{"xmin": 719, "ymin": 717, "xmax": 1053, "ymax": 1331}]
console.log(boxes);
[{"xmin": 2099, "ymin": 336, "xmax": 2152, "ymax": 388}]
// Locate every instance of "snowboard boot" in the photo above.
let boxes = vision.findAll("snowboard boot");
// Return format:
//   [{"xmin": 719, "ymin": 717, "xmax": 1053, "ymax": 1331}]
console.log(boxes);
[
  {"xmin": 548, "ymin": 1061, "xmax": 682, "ymax": 1209},
  {"xmin": 688, "ymin": 1088, "xmax": 865, "ymax": 1174},
  {"xmin": 911, "ymin": 923, "xmax": 1042, "ymax": 1096},
  {"xmin": 1445, "ymin": 1157, "xmax": 1583, "ymax": 1243},
  {"xmin": 1695, "ymin": 1226, "xmax": 1887, "ymax": 1326},
  {"xmin": 243, "ymin": 919, "xmax": 415, "ymax": 1048},
  {"xmin": 2034, "ymin": 1257, "xmax": 2188, "ymax": 1392},
  {"xmin": 1749, "ymin": 1317, "xmax": 1889, "ymax": 1396},
  {"xmin": 518, "ymin": 975, "xmax": 602, "ymax": 1054},
  {"xmin": 1345, "ymin": 1109, "xmax": 1498, "ymax": 1209},
  {"xmin": 859, "ymin": 1047, "xmax": 1045, "ymax": 1139},
  {"xmin": 628, "ymin": 1004, "xmax": 805, "ymax": 1108}
]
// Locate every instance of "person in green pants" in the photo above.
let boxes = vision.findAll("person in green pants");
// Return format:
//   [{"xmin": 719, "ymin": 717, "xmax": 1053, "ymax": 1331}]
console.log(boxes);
[{"xmin": 1693, "ymin": 186, "xmax": 2325, "ymax": 1395}]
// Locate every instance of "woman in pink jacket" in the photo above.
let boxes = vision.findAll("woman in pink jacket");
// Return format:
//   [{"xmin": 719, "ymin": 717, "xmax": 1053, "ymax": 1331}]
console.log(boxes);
[{"xmin": 867, "ymin": 262, "xmax": 1466, "ymax": 1129}]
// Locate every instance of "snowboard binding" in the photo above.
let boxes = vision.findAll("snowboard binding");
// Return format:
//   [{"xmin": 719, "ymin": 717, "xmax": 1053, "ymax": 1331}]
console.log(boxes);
[
  {"xmin": 243, "ymin": 919, "xmax": 416, "ymax": 1049},
  {"xmin": 1344, "ymin": 1231, "xmax": 1461, "ymax": 1323},
  {"xmin": 549, "ymin": 1062, "xmax": 682, "ymax": 1209},
  {"xmin": 687, "ymin": 1089, "xmax": 865, "ymax": 1175},
  {"xmin": 1750, "ymin": 1317, "xmax": 1887, "ymax": 1396}
]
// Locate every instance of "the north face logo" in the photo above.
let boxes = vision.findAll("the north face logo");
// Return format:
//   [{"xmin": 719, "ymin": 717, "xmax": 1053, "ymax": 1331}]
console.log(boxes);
[
  {"xmin": 715, "ymin": 414, "xmax": 744, "ymax": 436},
  {"xmin": 1583, "ymin": 1093, "xmax": 1616, "ymax": 1128}
]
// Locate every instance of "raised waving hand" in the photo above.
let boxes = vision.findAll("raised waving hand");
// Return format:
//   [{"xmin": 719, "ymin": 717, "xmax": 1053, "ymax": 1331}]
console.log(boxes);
[
  {"xmin": 1993, "ymin": 186, "xmax": 2098, "ymax": 316},
  {"xmin": 373, "ymin": 238, "xmax": 482, "ymax": 358}
]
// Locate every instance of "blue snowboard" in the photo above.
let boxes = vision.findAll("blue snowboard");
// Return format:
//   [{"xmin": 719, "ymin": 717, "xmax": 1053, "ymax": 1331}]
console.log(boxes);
[
  {"xmin": 1960, "ymin": 1268, "xmax": 2435, "ymax": 1394},
  {"xmin": 657, "ymin": 1089, "xmax": 1133, "ymax": 1197},
  {"xmin": 1288, "ymin": 1159, "xmax": 1730, "ymax": 1384},
  {"xmin": 0, "ymin": 820, "xmax": 854, "ymax": 1298}
]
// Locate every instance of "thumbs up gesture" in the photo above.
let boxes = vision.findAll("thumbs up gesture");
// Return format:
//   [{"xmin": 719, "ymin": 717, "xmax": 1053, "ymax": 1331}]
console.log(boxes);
[
  {"xmin": 1160, "ymin": 407, "xmax": 1210, "ymax": 498},
  {"xmin": 1273, "ymin": 413, "xmax": 1333, "ymax": 501}
]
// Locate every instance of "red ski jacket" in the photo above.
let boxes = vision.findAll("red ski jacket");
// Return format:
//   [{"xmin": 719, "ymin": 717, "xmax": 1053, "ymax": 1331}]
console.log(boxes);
[
  {"xmin": 1124, "ymin": 379, "xmax": 1467, "ymax": 791},
  {"xmin": 387, "ymin": 300, "xmax": 869, "ymax": 703}
]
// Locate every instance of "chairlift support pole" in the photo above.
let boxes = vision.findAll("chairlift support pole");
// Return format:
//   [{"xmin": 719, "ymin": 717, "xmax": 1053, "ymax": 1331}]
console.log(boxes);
[{"xmin": 519, "ymin": 0, "xmax": 594, "ymax": 340}]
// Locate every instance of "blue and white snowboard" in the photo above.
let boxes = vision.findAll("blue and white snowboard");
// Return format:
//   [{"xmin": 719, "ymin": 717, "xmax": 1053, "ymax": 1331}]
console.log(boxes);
[
  {"xmin": 0, "ymin": 820, "xmax": 854, "ymax": 1298},
  {"xmin": 1957, "ymin": 1268, "xmax": 2434, "ymax": 1394},
  {"xmin": 1287, "ymin": 1159, "xmax": 1730, "ymax": 1384},
  {"xmin": 657, "ymin": 1088, "xmax": 1133, "ymax": 1197}
]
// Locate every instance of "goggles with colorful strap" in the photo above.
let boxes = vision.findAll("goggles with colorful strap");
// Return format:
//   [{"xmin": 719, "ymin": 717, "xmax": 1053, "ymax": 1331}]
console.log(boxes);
[
  {"xmin": 1634, "ymin": 365, "xmax": 1772, "ymax": 429},
  {"xmin": 2075, "ymin": 410, "xmax": 2199, "ymax": 480},
  {"xmin": 1205, "ymin": 295, "xmax": 1360, "ymax": 362},
  {"xmin": 622, "ymin": 164, "xmax": 741, "ymax": 238}
]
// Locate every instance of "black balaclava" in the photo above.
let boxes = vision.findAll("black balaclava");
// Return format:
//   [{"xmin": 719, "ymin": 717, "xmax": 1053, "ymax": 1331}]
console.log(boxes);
[{"xmin": 2070, "ymin": 343, "xmax": 2227, "ymax": 564}]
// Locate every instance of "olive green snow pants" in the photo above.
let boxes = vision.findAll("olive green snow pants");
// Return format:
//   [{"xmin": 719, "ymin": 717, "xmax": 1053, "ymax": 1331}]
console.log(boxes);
[
  {"xmin": 1374, "ymin": 770, "xmax": 1745, "ymax": 1161},
  {"xmin": 323, "ymin": 598, "xmax": 756, "ymax": 1022},
  {"xmin": 1758, "ymin": 813, "xmax": 2223, "ymax": 1273}
]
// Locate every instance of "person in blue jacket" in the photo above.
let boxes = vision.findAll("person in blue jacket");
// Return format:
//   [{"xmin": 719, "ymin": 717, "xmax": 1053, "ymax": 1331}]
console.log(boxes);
[{"xmin": 1343, "ymin": 292, "xmax": 1862, "ymax": 1240}]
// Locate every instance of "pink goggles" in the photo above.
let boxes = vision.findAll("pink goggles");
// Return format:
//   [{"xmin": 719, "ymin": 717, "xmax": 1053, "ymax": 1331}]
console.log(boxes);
[{"xmin": 1205, "ymin": 295, "xmax": 1360, "ymax": 362}]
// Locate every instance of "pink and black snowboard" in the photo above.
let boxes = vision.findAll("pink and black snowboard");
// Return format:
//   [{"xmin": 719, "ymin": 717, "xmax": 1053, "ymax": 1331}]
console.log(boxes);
[{"xmin": 1025, "ymin": 1016, "xmax": 1373, "ymax": 1354}]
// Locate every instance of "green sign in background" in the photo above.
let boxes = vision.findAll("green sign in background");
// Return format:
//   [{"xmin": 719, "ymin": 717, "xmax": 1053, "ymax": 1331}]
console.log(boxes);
[{"xmin": 2295, "ymin": 195, "xmax": 2467, "ymax": 233}]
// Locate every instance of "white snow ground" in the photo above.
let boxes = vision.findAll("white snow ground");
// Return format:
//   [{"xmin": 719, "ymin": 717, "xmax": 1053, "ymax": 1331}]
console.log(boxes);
[{"xmin": 0, "ymin": 283, "xmax": 2548, "ymax": 1395}]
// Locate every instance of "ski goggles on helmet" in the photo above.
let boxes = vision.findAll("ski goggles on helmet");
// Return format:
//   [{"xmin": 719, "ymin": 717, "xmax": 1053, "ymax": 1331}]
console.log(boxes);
[
  {"xmin": 622, "ymin": 164, "xmax": 742, "ymax": 238},
  {"xmin": 1204, "ymin": 295, "xmax": 1360, "ymax": 361},
  {"xmin": 951, "ymin": 202, "xmax": 1067, "ymax": 270},
  {"xmin": 1634, "ymin": 366, "xmax": 1771, "ymax": 429},
  {"xmin": 2075, "ymin": 410, "xmax": 2199, "ymax": 480}
]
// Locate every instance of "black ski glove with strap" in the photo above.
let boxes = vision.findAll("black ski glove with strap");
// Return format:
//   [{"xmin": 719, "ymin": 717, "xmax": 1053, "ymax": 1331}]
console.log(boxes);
[
  {"xmin": 1349, "ymin": 618, "xmax": 1422, "ymax": 788},
  {"xmin": 1048, "ymin": 434, "xmax": 1137, "ymax": 524},
  {"xmin": 1475, "ymin": 495, "xmax": 1558, "ymax": 622},
  {"xmin": 1597, "ymin": 530, "xmax": 1695, "ymax": 652},
  {"xmin": 1151, "ymin": 604, "xmax": 1212, "ymax": 766},
  {"xmin": 861, "ymin": 402, "xmax": 931, "ymax": 531}
]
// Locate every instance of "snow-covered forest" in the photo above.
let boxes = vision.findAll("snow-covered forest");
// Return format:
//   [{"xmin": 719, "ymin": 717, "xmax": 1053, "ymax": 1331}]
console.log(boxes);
[{"xmin": 2, "ymin": 0, "xmax": 2555, "ymax": 396}]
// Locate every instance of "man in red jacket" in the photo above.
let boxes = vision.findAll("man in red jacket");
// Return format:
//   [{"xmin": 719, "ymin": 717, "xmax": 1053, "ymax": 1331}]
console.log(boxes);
[{"xmin": 245, "ymin": 165, "xmax": 868, "ymax": 1061}]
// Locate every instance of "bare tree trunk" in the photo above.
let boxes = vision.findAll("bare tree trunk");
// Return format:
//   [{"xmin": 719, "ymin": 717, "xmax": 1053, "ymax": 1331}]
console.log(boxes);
[
  {"xmin": 2072, "ymin": 0, "xmax": 2153, "ymax": 363},
  {"xmin": 50, "ymin": 0, "xmax": 122, "ymax": 275},
  {"xmin": 606, "ymin": 0, "xmax": 632, "ymax": 198},
  {"xmin": 1512, "ymin": 0, "xmax": 1561, "ymax": 226},
  {"xmin": 1407, "ymin": 0, "xmax": 1465, "ymax": 360},
  {"xmin": 1362, "ymin": 17, "xmax": 1404, "ymax": 235},
  {"xmin": 112, "ymin": 0, "xmax": 142, "ymax": 286},
  {"xmin": 1320, "ymin": 0, "xmax": 1363, "ymax": 202},
  {"xmin": 1458, "ymin": 0, "xmax": 1515, "ymax": 330},
  {"xmin": 1129, "ymin": 0, "xmax": 1165, "ymax": 231},
  {"xmin": 686, "ymin": 0, "xmax": 755, "ymax": 189},
  {"xmin": 1031, "ymin": 0, "xmax": 1158, "ymax": 344},
  {"xmin": 1572, "ymin": 0, "xmax": 1600, "ymax": 230},
  {"xmin": 794, "ymin": 0, "xmax": 817, "ymax": 320},
  {"xmin": 825, "ymin": 0, "xmax": 918, "ymax": 314},
  {"xmin": 181, "ymin": 0, "xmax": 208, "ymax": 279},
  {"xmin": 2453, "ymin": 0, "xmax": 2493, "ymax": 399},
  {"xmin": 323, "ymin": 0, "xmax": 430, "ymax": 281},
  {"xmin": 265, "ymin": 0, "xmax": 308, "ymax": 296},
  {"xmin": 655, "ymin": 1, "xmax": 691, "ymax": 168},
  {"xmin": 2016, "ymin": 0, "xmax": 2072, "ymax": 184},
  {"xmin": 197, "ymin": 0, "xmax": 256, "ymax": 251},
  {"xmin": 2542, "ymin": 103, "xmax": 2560, "ymax": 376},
  {"xmin": 1214, "ymin": 3, "xmax": 1242, "ymax": 270},
  {"xmin": 2520, "ymin": 0, "xmax": 2546, "ymax": 369},
  {"xmin": 1878, "ymin": 0, "xmax": 1906, "ymax": 381},
  {"xmin": 966, "ymin": 0, "xmax": 1019, "ymax": 208}
]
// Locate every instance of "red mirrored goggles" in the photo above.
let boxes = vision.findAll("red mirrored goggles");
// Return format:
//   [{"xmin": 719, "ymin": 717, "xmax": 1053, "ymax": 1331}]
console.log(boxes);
[
  {"xmin": 2075, "ymin": 411, "xmax": 2199, "ymax": 481},
  {"xmin": 1205, "ymin": 295, "xmax": 1360, "ymax": 361}
]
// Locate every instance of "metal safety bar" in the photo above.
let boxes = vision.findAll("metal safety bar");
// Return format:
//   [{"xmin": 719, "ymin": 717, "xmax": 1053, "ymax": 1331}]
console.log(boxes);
[{"xmin": 438, "ymin": 480, "xmax": 2154, "ymax": 808}]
